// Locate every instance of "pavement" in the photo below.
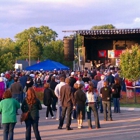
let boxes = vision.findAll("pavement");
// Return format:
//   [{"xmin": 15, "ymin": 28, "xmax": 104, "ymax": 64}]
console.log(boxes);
[{"xmin": 0, "ymin": 106, "xmax": 140, "ymax": 140}]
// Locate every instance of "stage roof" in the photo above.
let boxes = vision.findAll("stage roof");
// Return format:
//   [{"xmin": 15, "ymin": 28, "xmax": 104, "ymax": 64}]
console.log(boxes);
[{"xmin": 76, "ymin": 29, "xmax": 140, "ymax": 36}]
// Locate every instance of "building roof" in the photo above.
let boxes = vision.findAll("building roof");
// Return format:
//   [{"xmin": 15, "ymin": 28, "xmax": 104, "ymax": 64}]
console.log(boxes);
[{"xmin": 76, "ymin": 28, "xmax": 140, "ymax": 36}]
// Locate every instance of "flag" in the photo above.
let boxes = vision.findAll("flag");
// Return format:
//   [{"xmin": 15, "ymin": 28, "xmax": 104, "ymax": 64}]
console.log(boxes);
[
  {"xmin": 114, "ymin": 50, "xmax": 122, "ymax": 57},
  {"xmin": 98, "ymin": 50, "xmax": 106, "ymax": 57}
]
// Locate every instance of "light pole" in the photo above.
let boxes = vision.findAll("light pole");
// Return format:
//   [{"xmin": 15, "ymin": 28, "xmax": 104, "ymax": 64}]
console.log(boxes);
[{"xmin": 28, "ymin": 39, "xmax": 32, "ymax": 66}]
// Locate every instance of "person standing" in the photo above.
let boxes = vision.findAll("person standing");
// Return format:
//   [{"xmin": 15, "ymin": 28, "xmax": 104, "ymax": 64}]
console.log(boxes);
[
  {"xmin": 75, "ymin": 83, "xmax": 86, "ymax": 129},
  {"xmin": 34, "ymin": 74, "xmax": 42, "ymax": 87},
  {"xmin": 54, "ymin": 76, "xmax": 65, "ymax": 120},
  {"xmin": 49, "ymin": 76, "xmax": 58, "ymax": 111},
  {"xmin": 86, "ymin": 84, "xmax": 100, "ymax": 129},
  {"xmin": 69, "ymin": 72, "xmax": 76, "ymax": 88},
  {"xmin": 21, "ymin": 87, "xmax": 42, "ymax": 140},
  {"xmin": 10, "ymin": 77, "xmax": 23, "ymax": 102},
  {"xmin": 0, "ymin": 77, "xmax": 5, "ymax": 101},
  {"xmin": 112, "ymin": 78, "xmax": 121, "ymax": 113},
  {"xmin": 58, "ymin": 77, "xmax": 75, "ymax": 130},
  {"xmin": 100, "ymin": 81, "xmax": 112, "ymax": 121},
  {"xmin": 43, "ymin": 83, "xmax": 54, "ymax": 119},
  {"xmin": 10, "ymin": 77, "xmax": 23, "ymax": 115},
  {"xmin": 97, "ymin": 75, "xmax": 105, "ymax": 113},
  {"xmin": 0, "ymin": 89, "xmax": 20, "ymax": 140},
  {"xmin": 25, "ymin": 76, "xmax": 34, "ymax": 92},
  {"xmin": 19, "ymin": 72, "xmax": 27, "ymax": 101}
]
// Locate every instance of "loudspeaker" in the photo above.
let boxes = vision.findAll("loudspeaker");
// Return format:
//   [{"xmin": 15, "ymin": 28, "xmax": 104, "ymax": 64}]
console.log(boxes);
[{"xmin": 63, "ymin": 37, "xmax": 74, "ymax": 61}]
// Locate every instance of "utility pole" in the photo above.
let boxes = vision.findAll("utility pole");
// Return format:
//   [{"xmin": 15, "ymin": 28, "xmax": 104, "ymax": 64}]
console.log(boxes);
[{"xmin": 28, "ymin": 39, "xmax": 32, "ymax": 66}]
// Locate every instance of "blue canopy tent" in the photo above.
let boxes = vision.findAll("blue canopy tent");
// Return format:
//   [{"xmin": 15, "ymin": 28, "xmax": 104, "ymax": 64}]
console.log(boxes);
[{"xmin": 25, "ymin": 59, "xmax": 70, "ymax": 71}]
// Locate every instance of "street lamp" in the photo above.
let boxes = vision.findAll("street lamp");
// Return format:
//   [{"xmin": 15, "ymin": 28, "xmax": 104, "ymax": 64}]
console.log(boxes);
[{"xmin": 28, "ymin": 38, "xmax": 32, "ymax": 66}]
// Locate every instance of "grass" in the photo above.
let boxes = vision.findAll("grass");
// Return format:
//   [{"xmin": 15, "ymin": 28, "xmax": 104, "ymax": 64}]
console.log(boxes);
[{"xmin": 120, "ymin": 103, "xmax": 140, "ymax": 108}]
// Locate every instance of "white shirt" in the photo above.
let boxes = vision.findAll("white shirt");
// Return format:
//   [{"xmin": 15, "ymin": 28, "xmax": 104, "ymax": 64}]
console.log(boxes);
[
  {"xmin": 86, "ymin": 91, "xmax": 97, "ymax": 103},
  {"xmin": 54, "ymin": 81, "xmax": 65, "ymax": 106}
]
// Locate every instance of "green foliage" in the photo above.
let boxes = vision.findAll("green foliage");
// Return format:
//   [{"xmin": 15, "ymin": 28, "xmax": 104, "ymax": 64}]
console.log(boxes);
[
  {"xmin": 42, "ymin": 40, "xmax": 72, "ymax": 68},
  {"xmin": 15, "ymin": 26, "xmax": 58, "ymax": 60},
  {"xmin": 0, "ymin": 52, "xmax": 15, "ymax": 73},
  {"xmin": 91, "ymin": 24, "xmax": 115, "ymax": 30},
  {"xmin": 120, "ymin": 45, "xmax": 140, "ymax": 81}
]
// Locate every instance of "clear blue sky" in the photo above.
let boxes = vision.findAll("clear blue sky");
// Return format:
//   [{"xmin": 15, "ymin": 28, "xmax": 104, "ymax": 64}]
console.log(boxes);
[{"xmin": 0, "ymin": 0, "xmax": 140, "ymax": 40}]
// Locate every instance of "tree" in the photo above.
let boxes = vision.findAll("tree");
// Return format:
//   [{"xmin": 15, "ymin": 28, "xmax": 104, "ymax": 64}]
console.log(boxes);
[
  {"xmin": 0, "ymin": 38, "xmax": 19, "ymax": 72},
  {"xmin": 0, "ymin": 52, "xmax": 15, "ymax": 73},
  {"xmin": 15, "ymin": 26, "xmax": 58, "ymax": 60},
  {"xmin": 119, "ymin": 45, "xmax": 140, "ymax": 81},
  {"xmin": 91, "ymin": 24, "xmax": 115, "ymax": 30},
  {"xmin": 42, "ymin": 40, "xmax": 72, "ymax": 68}
]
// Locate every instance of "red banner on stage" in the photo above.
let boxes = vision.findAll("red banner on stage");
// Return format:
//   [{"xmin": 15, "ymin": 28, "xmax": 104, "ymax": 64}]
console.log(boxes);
[
  {"xmin": 98, "ymin": 50, "xmax": 106, "ymax": 57},
  {"xmin": 114, "ymin": 50, "xmax": 122, "ymax": 57}
]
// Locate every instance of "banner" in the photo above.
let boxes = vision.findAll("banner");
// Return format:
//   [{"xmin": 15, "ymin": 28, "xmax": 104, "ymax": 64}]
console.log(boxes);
[
  {"xmin": 98, "ymin": 50, "xmax": 106, "ymax": 57},
  {"xmin": 114, "ymin": 50, "xmax": 122, "ymax": 57},
  {"xmin": 108, "ymin": 50, "xmax": 114, "ymax": 58}
]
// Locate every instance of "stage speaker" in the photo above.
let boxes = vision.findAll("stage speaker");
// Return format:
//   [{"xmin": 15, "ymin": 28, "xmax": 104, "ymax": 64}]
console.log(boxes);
[{"xmin": 63, "ymin": 37, "xmax": 74, "ymax": 61}]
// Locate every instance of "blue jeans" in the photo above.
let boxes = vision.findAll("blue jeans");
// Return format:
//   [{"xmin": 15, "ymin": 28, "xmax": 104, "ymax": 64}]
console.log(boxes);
[
  {"xmin": 3, "ymin": 123, "xmax": 16, "ymax": 140},
  {"xmin": 25, "ymin": 118, "xmax": 41, "ymax": 140},
  {"xmin": 102, "ymin": 101, "xmax": 112, "ymax": 120},
  {"xmin": 113, "ymin": 98, "xmax": 120, "ymax": 113},
  {"xmin": 87, "ymin": 104, "xmax": 100, "ymax": 128},
  {"xmin": 100, "ymin": 98, "xmax": 103, "ymax": 113},
  {"xmin": 12, "ymin": 94, "xmax": 21, "ymax": 103},
  {"xmin": 56, "ymin": 105, "xmax": 62, "ymax": 120}
]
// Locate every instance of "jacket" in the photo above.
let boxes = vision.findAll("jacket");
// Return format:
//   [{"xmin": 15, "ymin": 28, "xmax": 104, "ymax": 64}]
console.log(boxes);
[
  {"xmin": 0, "ymin": 98, "xmax": 20, "ymax": 123},
  {"xmin": 21, "ymin": 98, "xmax": 42, "ymax": 120},
  {"xmin": 112, "ymin": 83, "xmax": 121, "ymax": 98},
  {"xmin": 60, "ymin": 84, "xmax": 74, "ymax": 107},
  {"xmin": 86, "ymin": 91, "xmax": 97, "ymax": 103},
  {"xmin": 43, "ymin": 88, "xmax": 54, "ymax": 106},
  {"xmin": 75, "ymin": 89, "xmax": 86, "ymax": 106},
  {"xmin": 10, "ymin": 82, "xmax": 23, "ymax": 94}
]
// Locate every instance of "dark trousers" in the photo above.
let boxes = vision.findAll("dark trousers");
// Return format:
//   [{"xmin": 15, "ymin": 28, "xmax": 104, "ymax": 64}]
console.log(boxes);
[
  {"xmin": 25, "ymin": 118, "xmax": 41, "ymax": 140},
  {"xmin": 72, "ymin": 109, "xmax": 76, "ymax": 119},
  {"xmin": 3, "ymin": 123, "xmax": 16, "ymax": 140},
  {"xmin": 59, "ymin": 106, "xmax": 73, "ymax": 128},
  {"xmin": 87, "ymin": 104, "xmax": 100, "ymax": 128},
  {"xmin": 113, "ymin": 98, "xmax": 120, "ymax": 113},
  {"xmin": 52, "ymin": 98, "xmax": 58, "ymax": 111},
  {"xmin": 46, "ymin": 105, "xmax": 54, "ymax": 117},
  {"xmin": 100, "ymin": 98, "xmax": 103, "ymax": 113},
  {"xmin": 102, "ymin": 101, "xmax": 112, "ymax": 120}
]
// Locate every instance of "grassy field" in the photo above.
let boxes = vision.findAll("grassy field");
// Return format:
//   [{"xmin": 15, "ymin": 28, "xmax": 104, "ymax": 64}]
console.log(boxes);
[{"xmin": 120, "ymin": 103, "xmax": 140, "ymax": 108}]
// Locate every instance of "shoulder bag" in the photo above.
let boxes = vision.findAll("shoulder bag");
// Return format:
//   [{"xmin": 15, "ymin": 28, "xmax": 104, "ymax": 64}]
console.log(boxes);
[{"xmin": 20, "ymin": 104, "xmax": 32, "ymax": 124}]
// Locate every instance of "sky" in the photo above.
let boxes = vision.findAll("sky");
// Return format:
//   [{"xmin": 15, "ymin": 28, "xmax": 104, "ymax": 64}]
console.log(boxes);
[{"xmin": 0, "ymin": 0, "xmax": 140, "ymax": 40}]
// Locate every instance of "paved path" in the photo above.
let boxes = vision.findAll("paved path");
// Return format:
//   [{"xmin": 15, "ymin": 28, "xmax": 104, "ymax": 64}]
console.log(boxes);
[{"xmin": 0, "ymin": 108, "xmax": 140, "ymax": 140}]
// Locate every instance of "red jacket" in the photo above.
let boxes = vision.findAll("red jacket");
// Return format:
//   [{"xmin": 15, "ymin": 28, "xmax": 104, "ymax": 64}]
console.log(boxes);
[{"xmin": 125, "ymin": 79, "xmax": 133, "ymax": 89}]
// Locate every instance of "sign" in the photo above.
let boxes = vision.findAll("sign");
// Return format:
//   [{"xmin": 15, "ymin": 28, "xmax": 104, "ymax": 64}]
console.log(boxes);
[
  {"xmin": 108, "ymin": 50, "xmax": 114, "ymax": 58},
  {"xmin": 114, "ymin": 50, "xmax": 122, "ymax": 57},
  {"xmin": 98, "ymin": 50, "xmax": 106, "ymax": 57}
]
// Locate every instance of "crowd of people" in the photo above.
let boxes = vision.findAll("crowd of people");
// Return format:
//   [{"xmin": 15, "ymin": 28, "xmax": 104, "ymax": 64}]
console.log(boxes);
[{"xmin": 0, "ymin": 68, "xmax": 134, "ymax": 140}]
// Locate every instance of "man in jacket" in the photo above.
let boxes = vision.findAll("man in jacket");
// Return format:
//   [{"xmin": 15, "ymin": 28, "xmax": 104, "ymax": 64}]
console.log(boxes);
[
  {"xmin": 10, "ymin": 77, "xmax": 23, "ymax": 115},
  {"xmin": 58, "ymin": 77, "xmax": 75, "ymax": 130},
  {"xmin": 100, "ymin": 81, "xmax": 112, "ymax": 121},
  {"xmin": 10, "ymin": 77, "xmax": 23, "ymax": 103}
]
